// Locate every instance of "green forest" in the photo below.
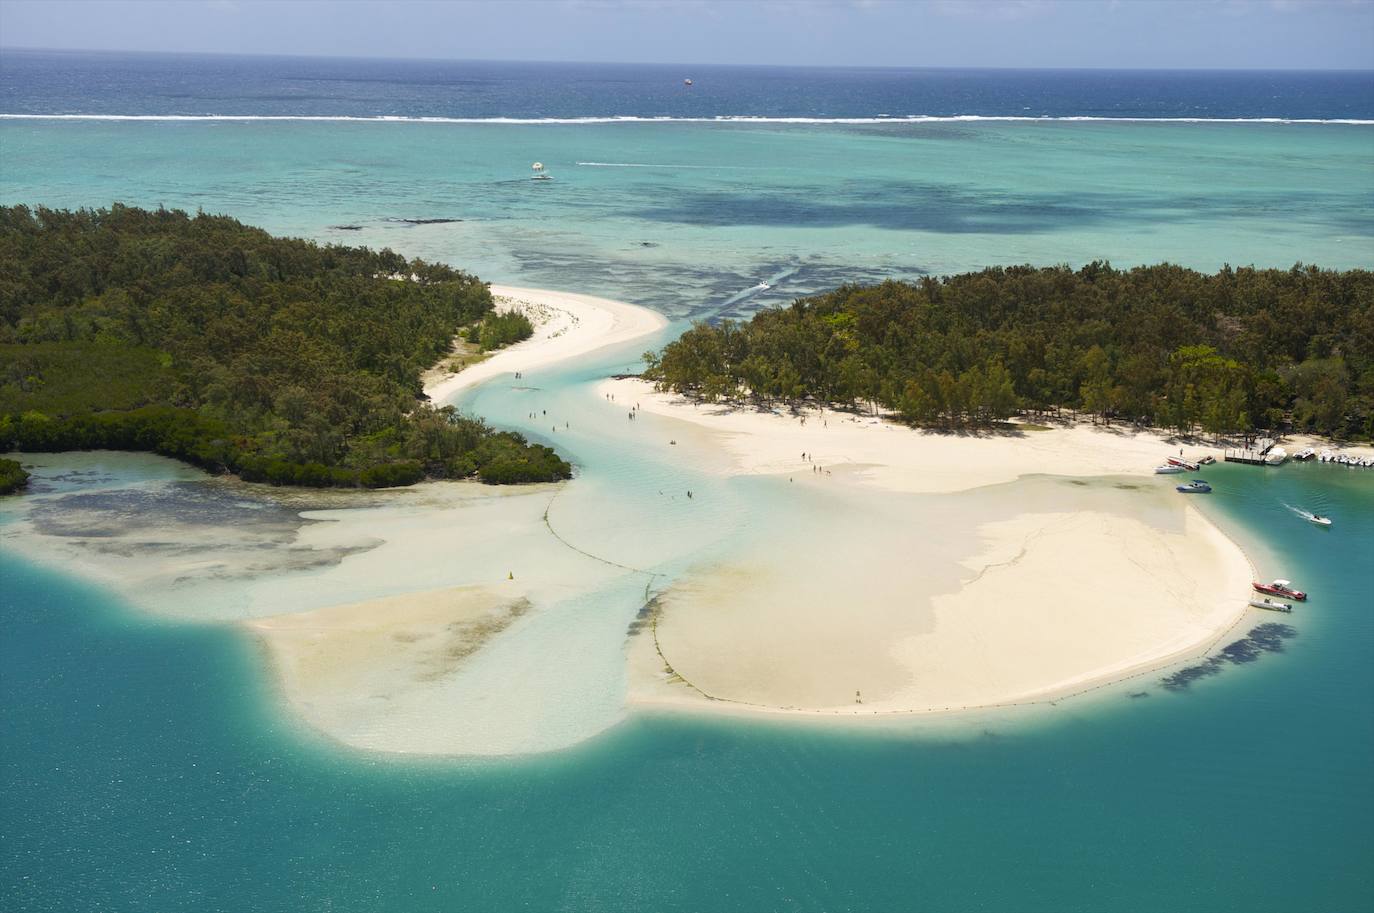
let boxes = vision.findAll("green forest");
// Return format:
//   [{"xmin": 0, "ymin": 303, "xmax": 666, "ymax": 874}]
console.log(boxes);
[
  {"xmin": 0, "ymin": 456, "xmax": 28, "ymax": 494},
  {"xmin": 644, "ymin": 263, "xmax": 1374, "ymax": 440},
  {"xmin": 467, "ymin": 309, "xmax": 534, "ymax": 351},
  {"xmin": 0, "ymin": 205, "xmax": 571, "ymax": 487}
]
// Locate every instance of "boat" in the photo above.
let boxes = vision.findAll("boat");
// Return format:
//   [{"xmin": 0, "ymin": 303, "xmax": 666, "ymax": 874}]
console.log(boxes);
[
  {"xmin": 1308, "ymin": 513, "xmax": 1333, "ymax": 527},
  {"xmin": 1176, "ymin": 479, "xmax": 1212, "ymax": 493},
  {"xmin": 1253, "ymin": 579, "xmax": 1307, "ymax": 601},
  {"xmin": 1319, "ymin": 451, "xmax": 1374, "ymax": 468},
  {"xmin": 1198, "ymin": 455, "xmax": 1216, "ymax": 465},
  {"xmin": 531, "ymin": 162, "xmax": 552, "ymax": 181},
  {"xmin": 1154, "ymin": 465, "xmax": 1185, "ymax": 474},
  {"xmin": 1249, "ymin": 597, "xmax": 1293, "ymax": 613},
  {"xmin": 1168, "ymin": 457, "xmax": 1200, "ymax": 471},
  {"xmin": 1294, "ymin": 447, "xmax": 1316, "ymax": 461},
  {"xmin": 1264, "ymin": 447, "xmax": 1288, "ymax": 465},
  {"xmin": 684, "ymin": 78, "xmax": 693, "ymax": 86}
]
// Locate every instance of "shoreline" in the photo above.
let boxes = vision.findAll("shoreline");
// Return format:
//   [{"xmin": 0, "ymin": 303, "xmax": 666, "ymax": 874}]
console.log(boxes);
[
  {"xmin": 605, "ymin": 378, "xmax": 1301, "ymax": 723},
  {"xmin": 423, "ymin": 285, "xmax": 667, "ymax": 404},
  {"xmin": 625, "ymin": 498, "xmax": 1260, "ymax": 722},
  {"xmin": 627, "ymin": 582, "xmax": 1261, "ymax": 726},
  {"xmin": 600, "ymin": 377, "xmax": 1373, "ymax": 494},
  {"xmin": 3, "ymin": 289, "xmax": 1346, "ymax": 755}
]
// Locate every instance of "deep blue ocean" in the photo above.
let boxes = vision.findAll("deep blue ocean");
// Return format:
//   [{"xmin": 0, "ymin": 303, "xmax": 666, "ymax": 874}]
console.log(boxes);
[
  {"xmin": 2, "ymin": 50, "xmax": 1373, "ymax": 913},
  {"xmin": 2, "ymin": 48, "xmax": 1373, "ymax": 121}
]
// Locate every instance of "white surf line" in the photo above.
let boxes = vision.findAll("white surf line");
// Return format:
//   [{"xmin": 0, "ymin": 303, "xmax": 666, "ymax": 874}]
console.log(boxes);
[{"xmin": 4, "ymin": 114, "xmax": 1371, "ymax": 125}]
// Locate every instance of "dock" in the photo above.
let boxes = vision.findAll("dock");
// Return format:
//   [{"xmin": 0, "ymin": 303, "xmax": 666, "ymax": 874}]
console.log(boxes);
[
  {"xmin": 1224, "ymin": 448, "xmax": 1269, "ymax": 465},
  {"xmin": 1225, "ymin": 437, "xmax": 1280, "ymax": 466}
]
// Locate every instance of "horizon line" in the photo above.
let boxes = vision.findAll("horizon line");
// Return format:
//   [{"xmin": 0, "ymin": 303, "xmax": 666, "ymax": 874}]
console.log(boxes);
[{"xmin": 3, "ymin": 45, "xmax": 1373, "ymax": 74}]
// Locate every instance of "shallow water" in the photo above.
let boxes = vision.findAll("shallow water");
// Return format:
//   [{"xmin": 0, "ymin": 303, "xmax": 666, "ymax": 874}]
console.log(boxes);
[
  {"xmin": 3, "ymin": 459, "xmax": 1372, "ymax": 912},
  {"xmin": 3, "ymin": 58, "xmax": 1374, "ymax": 910}
]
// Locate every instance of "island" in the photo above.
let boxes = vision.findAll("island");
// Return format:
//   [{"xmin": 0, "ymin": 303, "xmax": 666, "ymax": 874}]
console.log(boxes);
[
  {"xmin": 610, "ymin": 264, "xmax": 1373, "ymax": 718},
  {"xmin": 0, "ymin": 205, "xmax": 571, "ymax": 487}
]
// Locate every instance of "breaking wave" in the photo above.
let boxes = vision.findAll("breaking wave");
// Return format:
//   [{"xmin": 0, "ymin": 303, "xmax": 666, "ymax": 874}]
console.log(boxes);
[{"xmin": 2, "ymin": 113, "xmax": 1371, "ymax": 125}]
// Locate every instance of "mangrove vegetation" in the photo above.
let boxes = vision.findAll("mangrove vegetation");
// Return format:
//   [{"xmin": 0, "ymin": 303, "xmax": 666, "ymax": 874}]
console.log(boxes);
[
  {"xmin": 643, "ymin": 263, "xmax": 1374, "ymax": 440},
  {"xmin": 0, "ymin": 205, "xmax": 572, "ymax": 486}
]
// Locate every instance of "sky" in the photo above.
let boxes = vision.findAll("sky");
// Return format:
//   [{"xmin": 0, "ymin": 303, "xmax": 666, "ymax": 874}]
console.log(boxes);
[{"xmin": 0, "ymin": 0, "xmax": 1372, "ymax": 70}]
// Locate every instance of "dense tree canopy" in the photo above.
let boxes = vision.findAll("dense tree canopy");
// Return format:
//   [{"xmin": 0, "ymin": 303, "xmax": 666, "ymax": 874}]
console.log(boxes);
[
  {"xmin": 644, "ymin": 263, "xmax": 1374, "ymax": 440},
  {"xmin": 0, "ymin": 205, "xmax": 571, "ymax": 486},
  {"xmin": 0, "ymin": 456, "xmax": 28, "ymax": 494},
  {"xmin": 467, "ymin": 310, "xmax": 534, "ymax": 351}
]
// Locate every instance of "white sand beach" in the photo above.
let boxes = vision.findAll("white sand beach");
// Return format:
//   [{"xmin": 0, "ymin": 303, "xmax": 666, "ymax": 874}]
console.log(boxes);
[
  {"xmin": 424, "ymin": 285, "xmax": 668, "ymax": 404},
  {"xmin": 609, "ymin": 377, "xmax": 1279, "ymax": 719},
  {"xmin": 628, "ymin": 497, "xmax": 1255, "ymax": 718},
  {"xmin": 600, "ymin": 377, "xmax": 1373, "ymax": 494},
  {"xmin": 8, "ymin": 289, "xmax": 1347, "ymax": 752}
]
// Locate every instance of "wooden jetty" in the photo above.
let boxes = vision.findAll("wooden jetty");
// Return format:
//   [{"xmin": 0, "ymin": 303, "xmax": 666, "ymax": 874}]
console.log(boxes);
[
  {"xmin": 1224, "ymin": 437, "xmax": 1279, "ymax": 466},
  {"xmin": 1225, "ymin": 448, "xmax": 1268, "ymax": 465}
]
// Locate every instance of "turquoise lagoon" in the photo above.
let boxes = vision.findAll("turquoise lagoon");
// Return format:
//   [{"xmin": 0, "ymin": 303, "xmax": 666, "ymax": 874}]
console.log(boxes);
[{"xmin": 2, "ymin": 118, "xmax": 1374, "ymax": 911}]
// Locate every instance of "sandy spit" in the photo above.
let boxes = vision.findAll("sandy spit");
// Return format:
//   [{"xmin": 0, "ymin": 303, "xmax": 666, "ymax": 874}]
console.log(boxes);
[{"xmin": 424, "ymin": 285, "xmax": 667, "ymax": 404}]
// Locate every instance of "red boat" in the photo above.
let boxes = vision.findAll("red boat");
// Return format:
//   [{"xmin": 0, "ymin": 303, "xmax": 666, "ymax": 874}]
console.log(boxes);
[
  {"xmin": 1253, "ymin": 579, "xmax": 1307, "ymax": 601},
  {"xmin": 1168, "ymin": 457, "xmax": 1200, "ymax": 471}
]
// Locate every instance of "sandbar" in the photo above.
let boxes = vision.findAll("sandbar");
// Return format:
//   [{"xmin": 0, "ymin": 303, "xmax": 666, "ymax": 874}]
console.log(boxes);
[
  {"xmin": 425, "ymin": 285, "xmax": 668, "ymax": 403},
  {"xmin": 608, "ymin": 378, "xmax": 1289, "ymax": 719}
]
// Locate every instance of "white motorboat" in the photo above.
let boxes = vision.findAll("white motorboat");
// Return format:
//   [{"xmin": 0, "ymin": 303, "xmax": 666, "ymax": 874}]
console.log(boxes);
[
  {"xmin": 1154, "ymin": 465, "xmax": 1184, "ymax": 474},
  {"xmin": 1249, "ymin": 597, "xmax": 1293, "ymax": 613}
]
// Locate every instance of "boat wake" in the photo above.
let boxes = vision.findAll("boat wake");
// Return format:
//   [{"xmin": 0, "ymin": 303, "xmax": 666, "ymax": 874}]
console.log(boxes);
[
  {"xmin": 575, "ymin": 161, "xmax": 742, "ymax": 169},
  {"xmin": 1282, "ymin": 502, "xmax": 1333, "ymax": 526},
  {"xmin": 715, "ymin": 267, "xmax": 798, "ymax": 312}
]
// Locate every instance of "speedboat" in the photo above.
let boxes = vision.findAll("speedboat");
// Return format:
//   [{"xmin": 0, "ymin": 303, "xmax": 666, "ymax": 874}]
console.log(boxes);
[
  {"xmin": 1249, "ymin": 597, "xmax": 1293, "ymax": 613},
  {"xmin": 1253, "ymin": 579, "xmax": 1307, "ymax": 601},
  {"xmin": 1198, "ymin": 455, "xmax": 1216, "ymax": 465},
  {"xmin": 1294, "ymin": 447, "xmax": 1316, "ymax": 461},
  {"xmin": 1168, "ymin": 457, "xmax": 1200, "ymax": 471},
  {"xmin": 1176, "ymin": 479, "xmax": 1212, "ymax": 493},
  {"xmin": 1154, "ymin": 465, "xmax": 1184, "ymax": 474},
  {"xmin": 1308, "ymin": 513, "xmax": 1333, "ymax": 527}
]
